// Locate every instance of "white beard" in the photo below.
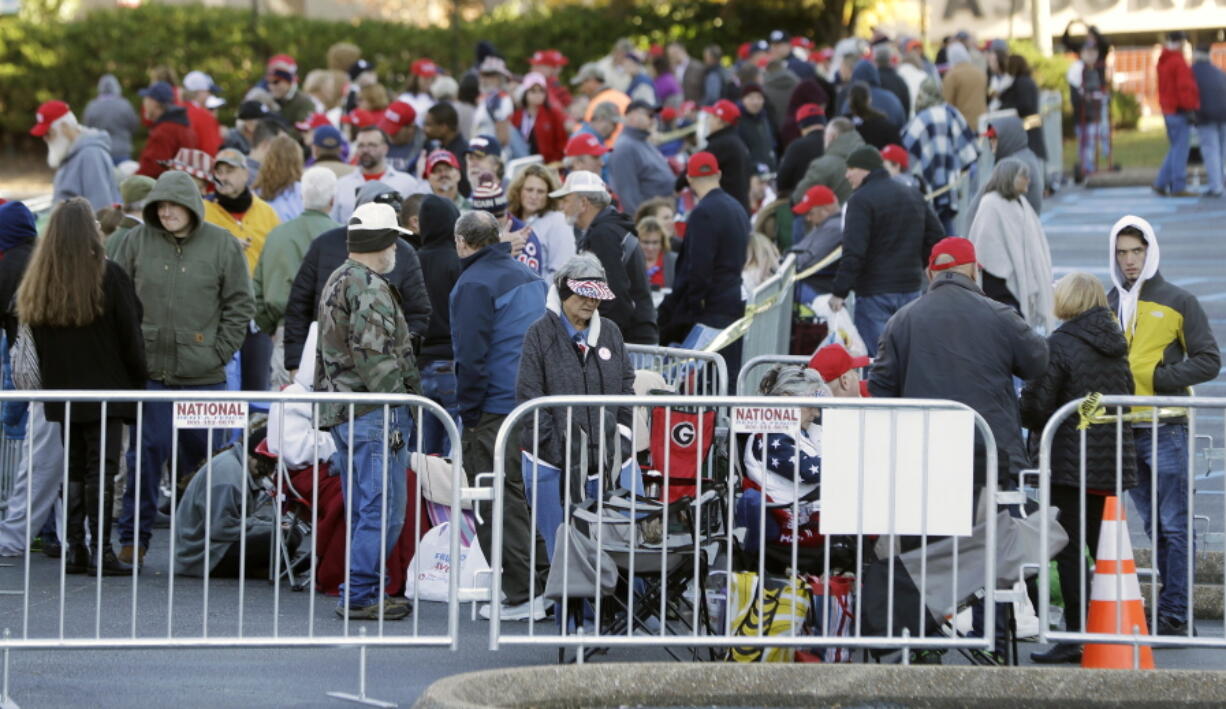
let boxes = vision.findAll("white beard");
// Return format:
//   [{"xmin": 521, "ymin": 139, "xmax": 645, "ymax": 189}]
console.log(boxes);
[
  {"xmin": 46, "ymin": 132, "xmax": 72, "ymax": 169},
  {"xmin": 565, "ymin": 212, "xmax": 578, "ymax": 227}
]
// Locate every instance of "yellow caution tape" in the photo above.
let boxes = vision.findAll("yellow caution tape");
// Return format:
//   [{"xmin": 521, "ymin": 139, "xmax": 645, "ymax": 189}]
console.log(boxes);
[{"xmin": 1076, "ymin": 392, "xmax": 1187, "ymax": 428}]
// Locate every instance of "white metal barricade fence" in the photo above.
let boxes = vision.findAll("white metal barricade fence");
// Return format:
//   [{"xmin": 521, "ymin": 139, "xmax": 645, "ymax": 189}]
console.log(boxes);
[
  {"xmin": 479, "ymin": 394, "xmax": 1012, "ymax": 663},
  {"xmin": 0, "ymin": 390, "xmax": 465, "ymax": 708},
  {"xmin": 1036, "ymin": 395, "xmax": 1226, "ymax": 657},
  {"xmin": 626, "ymin": 344, "xmax": 728, "ymax": 397}
]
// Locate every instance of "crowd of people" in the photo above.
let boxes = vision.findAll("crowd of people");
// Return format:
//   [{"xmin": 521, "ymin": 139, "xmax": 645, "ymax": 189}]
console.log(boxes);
[{"xmin": 0, "ymin": 25, "xmax": 1222, "ymax": 656}]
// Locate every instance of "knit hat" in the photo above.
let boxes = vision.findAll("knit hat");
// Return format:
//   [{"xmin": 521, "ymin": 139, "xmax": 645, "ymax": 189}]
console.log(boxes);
[
  {"xmin": 347, "ymin": 202, "xmax": 407, "ymax": 253},
  {"xmin": 846, "ymin": 145, "xmax": 883, "ymax": 171},
  {"xmin": 120, "ymin": 175, "xmax": 156, "ymax": 208},
  {"xmin": 470, "ymin": 175, "xmax": 508, "ymax": 216}
]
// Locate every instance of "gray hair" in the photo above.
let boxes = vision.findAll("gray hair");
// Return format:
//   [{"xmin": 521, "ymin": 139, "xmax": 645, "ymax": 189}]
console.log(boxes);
[
  {"xmin": 301, "ymin": 166, "xmax": 337, "ymax": 211},
  {"xmin": 873, "ymin": 44, "xmax": 896, "ymax": 68},
  {"xmin": 591, "ymin": 101, "xmax": 622, "ymax": 124},
  {"xmin": 825, "ymin": 117, "xmax": 854, "ymax": 140},
  {"xmin": 454, "ymin": 210, "xmax": 501, "ymax": 249},
  {"xmin": 759, "ymin": 364, "xmax": 832, "ymax": 398},
  {"xmin": 983, "ymin": 157, "xmax": 1029, "ymax": 202},
  {"xmin": 580, "ymin": 189, "xmax": 612, "ymax": 210},
  {"xmin": 553, "ymin": 252, "xmax": 607, "ymax": 291}
]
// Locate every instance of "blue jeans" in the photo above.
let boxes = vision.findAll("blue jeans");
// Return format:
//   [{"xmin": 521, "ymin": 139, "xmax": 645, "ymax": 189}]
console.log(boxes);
[
  {"xmin": 117, "ymin": 380, "xmax": 226, "ymax": 549},
  {"xmin": 418, "ymin": 360, "xmax": 459, "ymax": 456},
  {"xmin": 330, "ymin": 406, "xmax": 411, "ymax": 608},
  {"xmin": 1155, "ymin": 113, "xmax": 1192, "ymax": 193},
  {"xmin": 854, "ymin": 291, "xmax": 921, "ymax": 358},
  {"xmin": 1128, "ymin": 424, "xmax": 1191, "ymax": 624},
  {"xmin": 1196, "ymin": 121, "xmax": 1226, "ymax": 195}
]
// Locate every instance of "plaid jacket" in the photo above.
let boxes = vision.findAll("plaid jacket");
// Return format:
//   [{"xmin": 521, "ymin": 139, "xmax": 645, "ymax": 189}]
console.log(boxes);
[{"xmin": 900, "ymin": 104, "xmax": 979, "ymax": 210}]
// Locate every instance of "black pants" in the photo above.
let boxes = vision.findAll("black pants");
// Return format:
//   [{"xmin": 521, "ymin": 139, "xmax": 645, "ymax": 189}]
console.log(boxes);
[
  {"xmin": 63, "ymin": 418, "xmax": 122, "ymax": 549},
  {"xmin": 1050, "ymin": 485, "xmax": 1104, "ymax": 634},
  {"xmin": 463, "ymin": 412, "xmax": 549, "ymax": 605}
]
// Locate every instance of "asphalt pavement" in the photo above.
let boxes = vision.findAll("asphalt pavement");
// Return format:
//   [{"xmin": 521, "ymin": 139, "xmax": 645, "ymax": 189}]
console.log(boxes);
[{"xmin": 2, "ymin": 186, "xmax": 1225, "ymax": 708}]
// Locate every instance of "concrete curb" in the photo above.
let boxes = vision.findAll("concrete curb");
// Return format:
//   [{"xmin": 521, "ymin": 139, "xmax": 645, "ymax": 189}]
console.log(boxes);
[{"xmin": 412, "ymin": 663, "xmax": 1226, "ymax": 708}]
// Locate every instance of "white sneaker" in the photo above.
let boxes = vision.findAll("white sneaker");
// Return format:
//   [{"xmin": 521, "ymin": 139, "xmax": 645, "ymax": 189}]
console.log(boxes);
[{"xmin": 479, "ymin": 596, "xmax": 552, "ymax": 621}]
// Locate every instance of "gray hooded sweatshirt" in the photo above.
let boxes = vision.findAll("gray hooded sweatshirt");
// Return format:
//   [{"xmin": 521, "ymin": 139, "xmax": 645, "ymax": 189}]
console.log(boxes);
[
  {"xmin": 83, "ymin": 74, "xmax": 140, "ymax": 161},
  {"xmin": 52, "ymin": 128, "xmax": 121, "ymax": 212}
]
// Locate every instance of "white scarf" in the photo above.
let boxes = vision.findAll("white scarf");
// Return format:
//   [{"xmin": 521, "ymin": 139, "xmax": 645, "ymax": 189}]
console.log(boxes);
[
  {"xmin": 1108, "ymin": 215, "xmax": 1160, "ymax": 337},
  {"xmin": 967, "ymin": 192, "xmax": 1054, "ymax": 332}
]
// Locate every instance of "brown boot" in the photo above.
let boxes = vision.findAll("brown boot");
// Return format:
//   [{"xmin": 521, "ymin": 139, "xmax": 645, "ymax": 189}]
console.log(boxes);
[{"xmin": 118, "ymin": 545, "xmax": 146, "ymax": 569}]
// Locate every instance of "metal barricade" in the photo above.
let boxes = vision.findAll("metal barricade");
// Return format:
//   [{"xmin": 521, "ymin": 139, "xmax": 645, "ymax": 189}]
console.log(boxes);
[
  {"xmin": 739, "ymin": 255, "xmax": 796, "ymax": 365},
  {"xmin": 1036, "ymin": 395, "xmax": 1226, "ymax": 657},
  {"xmin": 480, "ymin": 394, "xmax": 1007, "ymax": 662},
  {"xmin": 1039, "ymin": 90, "xmax": 1064, "ymax": 188},
  {"xmin": 0, "ymin": 389, "xmax": 465, "ymax": 708},
  {"xmin": 0, "ymin": 435, "xmax": 20, "ymax": 517},
  {"xmin": 736, "ymin": 355, "xmax": 811, "ymax": 396},
  {"xmin": 626, "ymin": 344, "xmax": 728, "ymax": 397}
]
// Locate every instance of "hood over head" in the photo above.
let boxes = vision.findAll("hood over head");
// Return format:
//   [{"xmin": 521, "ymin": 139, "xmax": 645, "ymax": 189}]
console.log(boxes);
[
  {"xmin": 590, "ymin": 205, "xmax": 635, "ymax": 233},
  {"xmin": 915, "ymin": 77, "xmax": 943, "ymax": 112},
  {"xmin": 786, "ymin": 79, "xmax": 827, "ymax": 113},
  {"xmin": 1108, "ymin": 215, "xmax": 1160, "ymax": 337},
  {"xmin": 419, "ymin": 194, "xmax": 460, "ymax": 248},
  {"xmin": 66, "ymin": 128, "xmax": 114, "ymax": 161},
  {"xmin": 0, "ymin": 202, "xmax": 38, "ymax": 251},
  {"xmin": 990, "ymin": 115, "xmax": 1027, "ymax": 159},
  {"xmin": 142, "ymin": 170, "xmax": 205, "ymax": 233},
  {"xmin": 851, "ymin": 59, "xmax": 881, "ymax": 87},
  {"xmin": 1060, "ymin": 306, "xmax": 1129, "ymax": 359},
  {"xmin": 946, "ymin": 42, "xmax": 972, "ymax": 66},
  {"xmin": 827, "ymin": 127, "xmax": 866, "ymax": 159},
  {"xmin": 97, "ymin": 74, "xmax": 122, "ymax": 97}
]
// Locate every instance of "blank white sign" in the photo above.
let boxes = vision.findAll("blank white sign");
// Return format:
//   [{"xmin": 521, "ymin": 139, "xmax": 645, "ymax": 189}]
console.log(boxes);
[{"xmin": 820, "ymin": 408, "xmax": 974, "ymax": 537}]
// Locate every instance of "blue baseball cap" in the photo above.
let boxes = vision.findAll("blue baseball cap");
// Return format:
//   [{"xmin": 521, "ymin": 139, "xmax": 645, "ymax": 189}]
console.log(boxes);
[
  {"xmin": 467, "ymin": 134, "xmax": 501, "ymax": 158},
  {"xmin": 313, "ymin": 125, "xmax": 343, "ymax": 150},
  {"xmin": 139, "ymin": 81, "xmax": 175, "ymax": 105}
]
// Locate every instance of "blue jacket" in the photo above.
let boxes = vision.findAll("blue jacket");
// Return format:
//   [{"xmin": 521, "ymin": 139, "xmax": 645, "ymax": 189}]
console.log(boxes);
[
  {"xmin": 659, "ymin": 188, "xmax": 748, "ymax": 337},
  {"xmin": 1193, "ymin": 59, "xmax": 1226, "ymax": 124},
  {"xmin": 450, "ymin": 242, "xmax": 547, "ymax": 425},
  {"xmin": 838, "ymin": 60, "xmax": 906, "ymax": 128}
]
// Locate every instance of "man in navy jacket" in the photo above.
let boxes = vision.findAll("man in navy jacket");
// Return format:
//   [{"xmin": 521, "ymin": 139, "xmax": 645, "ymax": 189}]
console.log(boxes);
[{"xmin": 450, "ymin": 210, "xmax": 551, "ymax": 622}]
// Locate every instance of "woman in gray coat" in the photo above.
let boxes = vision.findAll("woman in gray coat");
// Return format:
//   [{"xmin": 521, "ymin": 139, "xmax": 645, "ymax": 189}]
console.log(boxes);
[{"xmin": 516, "ymin": 253, "xmax": 636, "ymax": 504}]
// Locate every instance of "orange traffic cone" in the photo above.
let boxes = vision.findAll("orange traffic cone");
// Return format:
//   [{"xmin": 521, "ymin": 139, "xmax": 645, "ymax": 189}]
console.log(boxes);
[{"xmin": 1082, "ymin": 496, "xmax": 1155, "ymax": 669}]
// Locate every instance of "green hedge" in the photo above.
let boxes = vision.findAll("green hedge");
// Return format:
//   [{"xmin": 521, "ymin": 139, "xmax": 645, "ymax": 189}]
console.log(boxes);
[{"xmin": 0, "ymin": 1, "xmax": 838, "ymax": 148}]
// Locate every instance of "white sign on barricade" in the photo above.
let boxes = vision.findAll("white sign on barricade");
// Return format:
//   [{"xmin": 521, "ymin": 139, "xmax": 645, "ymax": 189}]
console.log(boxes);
[
  {"xmin": 820, "ymin": 408, "xmax": 974, "ymax": 537},
  {"xmin": 173, "ymin": 400, "xmax": 249, "ymax": 429},
  {"xmin": 731, "ymin": 406, "xmax": 802, "ymax": 434}
]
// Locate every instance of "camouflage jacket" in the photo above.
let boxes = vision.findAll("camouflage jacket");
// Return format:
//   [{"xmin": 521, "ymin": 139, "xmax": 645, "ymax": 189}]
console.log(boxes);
[{"xmin": 315, "ymin": 259, "xmax": 420, "ymax": 429}]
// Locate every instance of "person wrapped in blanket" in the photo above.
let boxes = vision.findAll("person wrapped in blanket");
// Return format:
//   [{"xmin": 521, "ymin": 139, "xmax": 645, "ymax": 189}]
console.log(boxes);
[{"xmin": 736, "ymin": 364, "xmax": 830, "ymax": 556}]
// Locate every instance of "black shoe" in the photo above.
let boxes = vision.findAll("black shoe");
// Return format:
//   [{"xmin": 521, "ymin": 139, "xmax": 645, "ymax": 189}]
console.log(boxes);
[
  {"xmin": 1030, "ymin": 643, "xmax": 1082, "ymax": 664},
  {"xmin": 88, "ymin": 547, "xmax": 130, "ymax": 576},
  {"xmin": 41, "ymin": 538, "xmax": 62, "ymax": 559},
  {"xmin": 1157, "ymin": 618, "xmax": 1195, "ymax": 638},
  {"xmin": 64, "ymin": 544, "xmax": 89, "ymax": 574}
]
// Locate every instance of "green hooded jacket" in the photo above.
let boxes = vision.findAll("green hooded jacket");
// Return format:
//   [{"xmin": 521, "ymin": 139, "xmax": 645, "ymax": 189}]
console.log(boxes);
[
  {"xmin": 110, "ymin": 171, "xmax": 255, "ymax": 386},
  {"xmin": 252, "ymin": 209, "xmax": 339, "ymax": 334},
  {"xmin": 793, "ymin": 128, "xmax": 865, "ymax": 206}
]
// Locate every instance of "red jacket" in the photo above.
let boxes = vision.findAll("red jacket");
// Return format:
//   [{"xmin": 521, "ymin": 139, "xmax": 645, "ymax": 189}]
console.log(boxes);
[
  {"xmin": 185, "ymin": 101, "xmax": 222, "ymax": 156},
  {"xmin": 136, "ymin": 106, "xmax": 198, "ymax": 178},
  {"xmin": 1157, "ymin": 48, "xmax": 1200, "ymax": 115},
  {"xmin": 511, "ymin": 104, "xmax": 569, "ymax": 164},
  {"xmin": 546, "ymin": 76, "xmax": 573, "ymax": 110}
]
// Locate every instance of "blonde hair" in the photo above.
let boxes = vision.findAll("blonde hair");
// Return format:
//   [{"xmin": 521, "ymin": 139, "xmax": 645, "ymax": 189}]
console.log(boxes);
[
  {"xmin": 1053, "ymin": 272, "xmax": 1108, "ymax": 322},
  {"xmin": 252, "ymin": 134, "xmax": 304, "ymax": 201},
  {"xmin": 327, "ymin": 42, "xmax": 361, "ymax": 72},
  {"xmin": 303, "ymin": 69, "xmax": 342, "ymax": 109},
  {"xmin": 635, "ymin": 216, "xmax": 670, "ymax": 251},
  {"xmin": 506, "ymin": 164, "xmax": 562, "ymax": 218},
  {"xmin": 358, "ymin": 83, "xmax": 389, "ymax": 111},
  {"xmin": 743, "ymin": 232, "xmax": 781, "ymax": 286}
]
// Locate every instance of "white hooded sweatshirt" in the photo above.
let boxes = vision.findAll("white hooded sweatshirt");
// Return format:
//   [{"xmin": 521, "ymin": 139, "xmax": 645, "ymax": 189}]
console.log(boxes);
[{"xmin": 1107, "ymin": 215, "xmax": 1160, "ymax": 337}]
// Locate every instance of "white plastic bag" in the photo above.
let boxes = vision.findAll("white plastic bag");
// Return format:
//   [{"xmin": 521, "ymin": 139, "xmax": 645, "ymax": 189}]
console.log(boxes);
[
  {"xmin": 405, "ymin": 521, "xmax": 489, "ymax": 602},
  {"xmin": 810, "ymin": 294, "xmax": 868, "ymax": 358}
]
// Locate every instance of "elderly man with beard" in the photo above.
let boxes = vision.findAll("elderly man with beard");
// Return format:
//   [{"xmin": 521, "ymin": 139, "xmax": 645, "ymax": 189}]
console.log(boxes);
[
  {"xmin": 316, "ymin": 201, "xmax": 419, "ymax": 621},
  {"xmin": 31, "ymin": 101, "xmax": 120, "ymax": 211}
]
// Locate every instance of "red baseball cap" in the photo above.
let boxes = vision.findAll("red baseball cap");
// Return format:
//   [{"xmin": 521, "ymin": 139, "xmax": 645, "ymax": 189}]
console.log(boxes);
[
  {"xmin": 295, "ymin": 113, "xmax": 332, "ymax": 132},
  {"xmin": 410, "ymin": 58, "xmax": 439, "ymax": 78},
  {"xmin": 686, "ymin": 151, "xmax": 719, "ymax": 178},
  {"xmin": 377, "ymin": 101, "xmax": 417, "ymax": 134},
  {"xmin": 426, "ymin": 149, "xmax": 460, "ymax": 173},
  {"xmin": 791, "ymin": 37, "xmax": 814, "ymax": 50},
  {"xmin": 813, "ymin": 48, "xmax": 835, "ymax": 62},
  {"xmin": 530, "ymin": 49, "xmax": 568, "ymax": 67},
  {"xmin": 881, "ymin": 144, "xmax": 909, "ymax": 169},
  {"xmin": 30, "ymin": 100, "xmax": 71, "ymax": 137},
  {"xmin": 791, "ymin": 185, "xmax": 836, "ymax": 215},
  {"xmin": 928, "ymin": 236, "xmax": 977, "ymax": 272},
  {"xmin": 702, "ymin": 99, "xmax": 740, "ymax": 125},
  {"xmin": 564, "ymin": 132, "xmax": 609, "ymax": 158},
  {"xmin": 659, "ymin": 106, "xmax": 678, "ymax": 123},
  {"xmin": 343, "ymin": 108, "xmax": 381, "ymax": 129},
  {"xmin": 737, "ymin": 42, "xmax": 752, "ymax": 61},
  {"xmin": 808, "ymin": 343, "xmax": 870, "ymax": 383},
  {"xmin": 795, "ymin": 102, "xmax": 825, "ymax": 126},
  {"xmin": 267, "ymin": 53, "xmax": 297, "ymax": 70}
]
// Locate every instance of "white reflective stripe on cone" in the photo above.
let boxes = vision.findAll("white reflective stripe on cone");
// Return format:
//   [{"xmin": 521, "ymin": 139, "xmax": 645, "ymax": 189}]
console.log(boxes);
[
  {"xmin": 1093, "ymin": 520, "xmax": 1137, "ymax": 562},
  {"xmin": 1090, "ymin": 571, "xmax": 1144, "ymax": 603}
]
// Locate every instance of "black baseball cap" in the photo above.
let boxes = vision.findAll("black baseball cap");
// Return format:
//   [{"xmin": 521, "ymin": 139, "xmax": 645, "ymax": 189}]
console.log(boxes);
[{"xmin": 625, "ymin": 99, "xmax": 659, "ymax": 116}]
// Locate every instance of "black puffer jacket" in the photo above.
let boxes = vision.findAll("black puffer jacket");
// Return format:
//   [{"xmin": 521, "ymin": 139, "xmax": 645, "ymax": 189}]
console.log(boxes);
[
  {"xmin": 1020, "ymin": 306, "xmax": 1137, "ymax": 490},
  {"xmin": 578, "ymin": 208, "xmax": 658, "ymax": 345}
]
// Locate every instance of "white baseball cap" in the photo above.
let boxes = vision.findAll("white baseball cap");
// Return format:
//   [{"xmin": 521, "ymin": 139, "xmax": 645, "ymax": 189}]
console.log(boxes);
[
  {"xmin": 548, "ymin": 170, "xmax": 608, "ymax": 199},
  {"xmin": 183, "ymin": 71, "xmax": 215, "ymax": 93}
]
